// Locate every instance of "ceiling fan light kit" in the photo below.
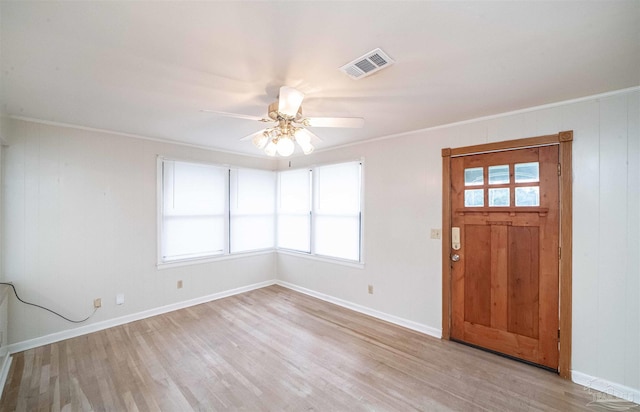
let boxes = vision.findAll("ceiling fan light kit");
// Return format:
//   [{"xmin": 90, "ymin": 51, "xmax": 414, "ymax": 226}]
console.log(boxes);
[
  {"xmin": 205, "ymin": 85, "xmax": 364, "ymax": 157},
  {"xmin": 256, "ymin": 122, "xmax": 312, "ymax": 157}
]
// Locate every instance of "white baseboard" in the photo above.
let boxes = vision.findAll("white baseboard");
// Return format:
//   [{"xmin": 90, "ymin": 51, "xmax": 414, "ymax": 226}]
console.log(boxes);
[
  {"xmin": 0, "ymin": 354, "xmax": 12, "ymax": 399},
  {"xmin": 275, "ymin": 280, "xmax": 442, "ymax": 339},
  {"xmin": 572, "ymin": 370, "xmax": 640, "ymax": 404},
  {"xmin": 7, "ymin": 279, "xmax": 277, "ymax": 355}
]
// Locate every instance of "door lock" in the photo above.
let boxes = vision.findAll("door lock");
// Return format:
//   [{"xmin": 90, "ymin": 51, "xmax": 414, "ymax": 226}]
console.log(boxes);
[
  {"xmin": 451, "ymin": 254, "xmax": 460, "ymax": 262},
  {"xmin": 452, "ymin": 227, "xmax": 461, "ymax": 250}
]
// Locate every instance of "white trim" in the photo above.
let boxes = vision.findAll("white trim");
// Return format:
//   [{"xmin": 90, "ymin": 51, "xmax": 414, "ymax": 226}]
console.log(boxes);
[
  {"xmin": 276, "ymin": 280, "xmax": 442, "ymax": 339},
  {"xmin": 6, "ymin": 279, "xmax": 276, "ymax": 354},
  {"xmin": 277, "ymin": 249, "xmax": 365, "ymax": 269},
  {"xmin": 157, "ymin": 249, "xmax": 275, "ymax": 270},
  {"xmin": 311, "ymin": 86, "xmax": 640, "ymax": 155},
  {"xmin": 156, "ymin": 156, "xmax": 163, "ymax": 266},
  {"xmin": 8, "ymin": 87, "xmax": 640, "ymax": 160},
  {"xmin": 572, "ymin": 370, "xmax": 640, "ymax": 404},
  {"xmin": 0, "ymin": 355, "xmax": 12, "ymax": 399},
  {"xmin": 7, "ymin": 115, "xmax": 270, "ymax": 160}
]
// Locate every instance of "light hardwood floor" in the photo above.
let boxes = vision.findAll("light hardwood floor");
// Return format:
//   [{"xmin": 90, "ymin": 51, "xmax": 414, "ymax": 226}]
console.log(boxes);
[{"xmin": 0, "ymin": 285, "xmax": 621, "ymax": 411}]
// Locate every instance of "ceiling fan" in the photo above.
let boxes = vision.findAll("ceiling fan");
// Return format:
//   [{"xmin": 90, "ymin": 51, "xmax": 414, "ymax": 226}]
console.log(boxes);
[{"xmin": 202, "ymin": 86, "xmax": 364, "ymax": 156}]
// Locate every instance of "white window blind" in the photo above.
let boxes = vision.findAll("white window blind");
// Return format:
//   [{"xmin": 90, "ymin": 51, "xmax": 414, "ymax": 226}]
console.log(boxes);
[
  {"xmin": 161, "ymin": 160, "xmax": 227, "ymax": 262},
  {"xmin": 313, "ymin": 161, "xmax": 361, "ymax": 261},
  {"xmin": 277, "ymin": 168, "xmax": 311, "ymax": 252},
  {"xmin": 230, "ymin": 168, "xmax": 276, "ymax": 253}
]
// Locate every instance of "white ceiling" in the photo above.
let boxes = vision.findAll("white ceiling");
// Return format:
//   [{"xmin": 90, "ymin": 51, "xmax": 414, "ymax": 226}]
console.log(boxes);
[{"xmin": 2, "ymin": 1, "xmax": 639, "ymax": 156}]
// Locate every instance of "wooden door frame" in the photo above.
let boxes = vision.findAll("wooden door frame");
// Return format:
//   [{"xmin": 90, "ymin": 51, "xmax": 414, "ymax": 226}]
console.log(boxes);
[{"xmin": 441, "ymin": 131, "xmax": 573, "ymax": 378}]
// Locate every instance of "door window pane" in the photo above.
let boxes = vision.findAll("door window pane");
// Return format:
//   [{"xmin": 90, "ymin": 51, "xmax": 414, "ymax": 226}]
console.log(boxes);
[
  {"xmin": 489, "ymin": 188, "xmax": 510, "ymax": 206},
  {"xmin": 464, "ymin": 167, "xmax": 484, "ymax": 186},
  {"xmin": 515, "ymin": 186, "xmax": 540, "ymax": 206},
  {"xmin": 515, "ymin": 162, "xmax": 540, "ymax": 183},
  {"xmin": 465, "ymin": 189, "xmax": 484, "ymax": 207},
  {"xmin": 488, "ymin": 165, "xmax": 510, "ymax": 184}
]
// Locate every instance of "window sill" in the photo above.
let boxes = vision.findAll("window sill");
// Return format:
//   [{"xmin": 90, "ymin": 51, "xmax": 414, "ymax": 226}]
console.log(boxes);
[
  {"xmin": 157, "ymin": 249, "xmax": 275, "ymax": 270},
  {"xmin": 156, "ymin": 249, "xmax": 365, "ymax": 270},
  {"xmin": 276, "ymin": 249, "xmax": 365, "ymax": 269}
]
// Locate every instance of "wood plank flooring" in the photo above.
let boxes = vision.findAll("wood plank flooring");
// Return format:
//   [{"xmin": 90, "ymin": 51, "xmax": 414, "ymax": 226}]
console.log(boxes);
[{"xmin": 0, "ymin": 285, "xmax": 623, "ymax": 411}]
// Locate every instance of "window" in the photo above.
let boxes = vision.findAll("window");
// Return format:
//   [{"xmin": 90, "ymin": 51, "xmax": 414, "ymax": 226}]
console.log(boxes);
[
  {"xmin": 277, "ymin": 161, "xmax": 363, "ymax": 262},
  {"xmin": 159, "ymin": 158, "xmax": 362, "ymax": 266},
  {"xmin": 159, "ymin": 158, "xmax": 276, "ymax": 265},
  {"xmin": 277, "ymin": 168, "xmax": 311, "ymax": 252},
  {"xmin": 161, "ymin": 160, "xmax": 227, "ymax": 262},
  {"xmin": 314, "ymin": 162, "xmax": 362, "ymax": 261},
  {"xmin": 463, "ymin": 161, "xmax": 541, "ymax": 208},
  {"xmin": 230, "ymin": 168, "xmax": 276, "ymax": 253}
]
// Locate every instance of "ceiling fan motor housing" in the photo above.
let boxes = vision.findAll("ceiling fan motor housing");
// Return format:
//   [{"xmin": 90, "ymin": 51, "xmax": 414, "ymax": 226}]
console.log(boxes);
[{"xmin": 268, "ymin": 101, "xmax": 303, "ymax": 122}]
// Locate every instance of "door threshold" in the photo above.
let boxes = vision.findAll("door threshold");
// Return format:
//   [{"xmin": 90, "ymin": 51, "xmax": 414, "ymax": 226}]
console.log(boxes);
[{"xmin": 451, "ymin": 338, "xmax": 558, "ymax": 374}]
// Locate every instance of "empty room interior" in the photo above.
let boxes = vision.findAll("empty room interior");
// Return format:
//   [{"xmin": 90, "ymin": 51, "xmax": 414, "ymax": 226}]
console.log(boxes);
[{"xmin": 0, "ymin": 1, "xmax": 639, "ymax": 410}]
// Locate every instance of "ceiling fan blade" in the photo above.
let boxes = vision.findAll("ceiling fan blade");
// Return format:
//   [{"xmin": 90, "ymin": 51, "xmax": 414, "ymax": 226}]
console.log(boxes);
[
  {"xmin": 278, "ymin": 86, "xmax": 305, "ymax": 117},
  {"xmin": 239, "ymin": 130, "xmax": 266, "ymax": 141},
  {"xmin": 302, "ymin": 117, "xmax": 364, "ymax": 128},
  {"xmin": 201, "ymin": 109, "xmax": 271, "ymax": 122}
]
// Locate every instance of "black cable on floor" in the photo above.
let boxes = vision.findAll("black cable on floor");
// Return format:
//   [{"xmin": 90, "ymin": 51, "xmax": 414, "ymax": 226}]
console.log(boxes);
[{"xmin": 0, "ymin": 282, "xmax": 97, "ymax": 323}]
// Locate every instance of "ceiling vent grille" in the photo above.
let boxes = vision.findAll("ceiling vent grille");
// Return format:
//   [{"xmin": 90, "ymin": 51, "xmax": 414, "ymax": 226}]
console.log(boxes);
[{"xmin": 339, "ymin": 48, "xmax": 395, "ymax": 80}]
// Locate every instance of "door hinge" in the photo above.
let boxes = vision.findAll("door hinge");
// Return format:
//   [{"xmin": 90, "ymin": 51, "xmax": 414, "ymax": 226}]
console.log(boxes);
[
  {"xmin": 558, "ymin": 247, "xmax": 561, "ymax": 259},
  {"xmin": 558, "ymin": 329, "xmax": 561, "ymax": 340},
  {"xmin": 557, "ymin": 163, "xmax": 561, "ymax": 176}
]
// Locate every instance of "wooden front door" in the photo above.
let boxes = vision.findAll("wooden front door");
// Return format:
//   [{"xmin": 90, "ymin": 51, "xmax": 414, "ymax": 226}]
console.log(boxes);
[{"xmin": 450, "ymin": 145, "xmax": 559, "ymax": 369}]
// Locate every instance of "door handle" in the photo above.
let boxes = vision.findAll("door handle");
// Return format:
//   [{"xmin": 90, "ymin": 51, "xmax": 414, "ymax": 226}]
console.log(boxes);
[{"xmin": 451, "ymin": 254, "xmax": 460, "ymax": 262}]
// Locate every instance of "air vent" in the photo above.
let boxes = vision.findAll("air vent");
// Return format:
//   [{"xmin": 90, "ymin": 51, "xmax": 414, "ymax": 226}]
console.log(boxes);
[{"xmin": 339, "ymin": 48, "xmax": 395, "ymax": 80}]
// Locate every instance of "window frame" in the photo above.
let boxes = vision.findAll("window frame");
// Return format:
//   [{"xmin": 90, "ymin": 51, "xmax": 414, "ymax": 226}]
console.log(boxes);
[
  {"xmin": 156, "ymin": 156, "xmax": 365, "ymax": 269},
  {"xmin": 156, "ymin": 156, "xmax": 275, "ymax": 269},
  {"xmin": 229, "ymin": 167, "xmax": 277, "ymax": 254},
  {"xmin": 276, "ymin": 159, "xmax": 365, "ymax": 267}
]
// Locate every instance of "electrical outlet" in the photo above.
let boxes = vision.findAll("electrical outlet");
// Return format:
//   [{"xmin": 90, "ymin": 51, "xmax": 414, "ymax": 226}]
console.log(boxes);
[
  {"xmin": 93, "ymin": 298, "xmax": 102, "ymax": 308},
  {"xmin": 368, "ymin": 285, "xmax": 374, "ymax": 294},
  {"xmin": 430, "ymin": 229, "xmax": 442, "ymax": 239},
  {"xmin": 177, "ymin": 280, "xmax": 183, "ymax": 289},
  {"xmin": 116, "ymin": 293, "xmax": 124, "ymax": 305}
]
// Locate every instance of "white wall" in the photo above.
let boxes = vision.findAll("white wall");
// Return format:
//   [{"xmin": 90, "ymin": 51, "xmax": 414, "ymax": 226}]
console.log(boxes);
[
  {"xmin": 1, "ymin": 119, "xmax": 277, "ymax": 345},
  {"xmin": 276, "ymin": 89, "xmax": 640, "ymax": 397}
]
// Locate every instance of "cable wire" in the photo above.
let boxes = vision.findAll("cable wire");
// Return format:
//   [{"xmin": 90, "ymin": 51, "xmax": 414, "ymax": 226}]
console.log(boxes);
[{"xmin": 0, "ymin": 282, "xmax": 97, "ymax": 323}]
